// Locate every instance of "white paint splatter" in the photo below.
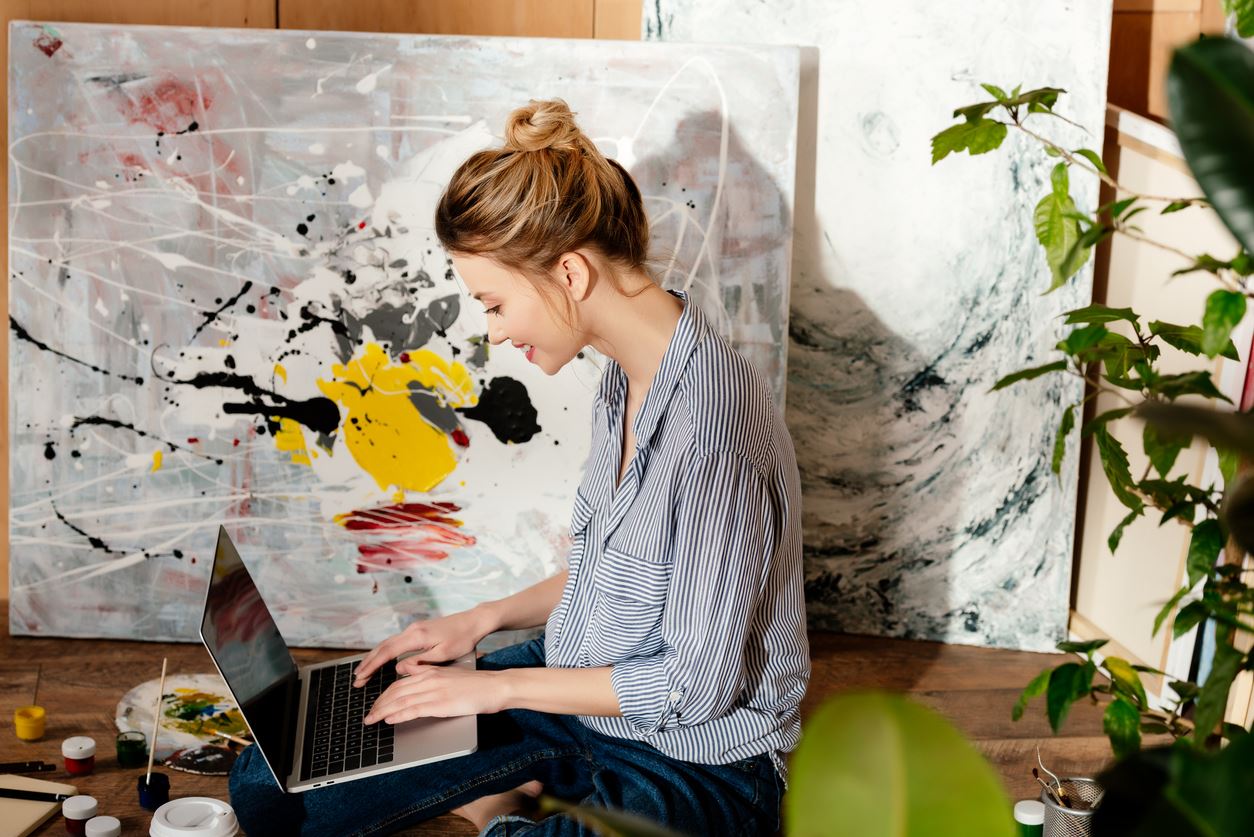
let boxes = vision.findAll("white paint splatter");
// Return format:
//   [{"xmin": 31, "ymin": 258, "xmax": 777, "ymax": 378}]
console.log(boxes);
[
  {"xmin": 150, "ymin": 251, "xmax": 196, "ymax": 270},
  {"xmin": 308, "ymin": 142, "xmax": 326, "ymax": 154},
  {"xmin": 347, "ymin": 183, "xmax": 374, "ymax": 208},
  {"xmin": 355, "ymin": 65, "xmax": 390, "ymax": 94}
]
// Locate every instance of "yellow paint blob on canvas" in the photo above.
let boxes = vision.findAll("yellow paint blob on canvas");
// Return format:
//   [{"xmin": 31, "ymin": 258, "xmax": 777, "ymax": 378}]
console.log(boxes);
[
  {"xmin": 319, "ymin": 343, "xmax": 477, "ymax": 493},
  {"xmin": 151, "ymin": 450, "xmax": 163, "ymax": 472},
  {"xmin": 273, "ymin": 417, "xmax": 312, "ymax": 466}
]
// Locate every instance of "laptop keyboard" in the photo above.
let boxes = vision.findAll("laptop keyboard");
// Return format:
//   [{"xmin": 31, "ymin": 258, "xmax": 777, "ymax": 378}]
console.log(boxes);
[{"xmin": 300, "ymin": 661, "xmax": 397, "ymax": 780}]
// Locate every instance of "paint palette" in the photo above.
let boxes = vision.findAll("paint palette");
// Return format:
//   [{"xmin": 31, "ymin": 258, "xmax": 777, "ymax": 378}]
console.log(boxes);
[{"xmin": 115, "ymin": 673, "xmax": 247, "ymax": 776}]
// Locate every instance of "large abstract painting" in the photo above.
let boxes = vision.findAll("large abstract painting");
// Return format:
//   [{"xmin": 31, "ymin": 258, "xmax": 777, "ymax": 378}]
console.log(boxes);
[
  {"xmin": 8, "ymin": 21, "xmax": 799, "ymax": 645},
  {"xmin": 646, "ymin": 1, "xmax": 1113, "ymax": 651}
]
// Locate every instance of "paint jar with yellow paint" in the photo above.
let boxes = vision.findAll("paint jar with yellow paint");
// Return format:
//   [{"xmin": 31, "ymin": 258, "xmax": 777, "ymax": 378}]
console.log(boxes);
[{"xmin": 14, "ymin": 705, "xmax": 46, "ymax": 741}]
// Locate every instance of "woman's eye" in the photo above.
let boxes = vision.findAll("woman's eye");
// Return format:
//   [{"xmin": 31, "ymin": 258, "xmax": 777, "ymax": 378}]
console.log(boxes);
[{"xmin": 486, "ymin": 305, "xmax": 502, "ymax": 316}]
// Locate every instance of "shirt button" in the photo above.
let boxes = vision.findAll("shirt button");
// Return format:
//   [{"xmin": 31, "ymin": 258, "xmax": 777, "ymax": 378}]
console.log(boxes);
[{"xmin": 668, "ymin": 690, "xmax": 682, "ymax": 701}]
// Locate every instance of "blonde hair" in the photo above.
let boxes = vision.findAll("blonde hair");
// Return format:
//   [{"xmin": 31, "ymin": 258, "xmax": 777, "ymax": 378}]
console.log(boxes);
[{"xmin": 434, "ymin": 98, "xmax": 655, "ymax": 320}]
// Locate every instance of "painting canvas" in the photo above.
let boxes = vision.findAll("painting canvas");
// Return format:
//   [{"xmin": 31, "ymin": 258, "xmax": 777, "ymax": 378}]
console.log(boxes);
[
  {"xmin": 646, "ymin": 0, "xmax": 1113, "ymax": 651},
  {"xmin": 8, "ymin": 21, "xmax": 799, "ymax": 645}
]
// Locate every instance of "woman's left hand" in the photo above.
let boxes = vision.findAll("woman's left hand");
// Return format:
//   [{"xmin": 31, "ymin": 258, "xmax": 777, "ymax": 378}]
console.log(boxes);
[{"xmin": 363, "ymin": 664, "xmax": 507, "ymax": 724}]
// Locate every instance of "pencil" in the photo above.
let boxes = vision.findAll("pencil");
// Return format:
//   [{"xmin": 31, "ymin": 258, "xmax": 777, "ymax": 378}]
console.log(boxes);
[
  {"xmin": 0, "ymin": 760, "xmax": 55, "ymax": 772},
  {"xmin": 0, "ymin": 787, "xmax": 73, "ymax": 803}
]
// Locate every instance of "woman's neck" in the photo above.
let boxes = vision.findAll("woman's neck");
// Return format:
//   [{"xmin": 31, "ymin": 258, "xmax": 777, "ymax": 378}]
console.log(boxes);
[{"xmin": 585, "ymin": 278, "xmax": 684, "ymax": 393}]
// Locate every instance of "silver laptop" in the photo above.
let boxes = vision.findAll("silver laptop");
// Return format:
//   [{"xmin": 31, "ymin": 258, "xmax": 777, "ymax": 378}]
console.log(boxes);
[{"xmin": 199, "ymin": 526, "xmax": 477, "ymax": 792}]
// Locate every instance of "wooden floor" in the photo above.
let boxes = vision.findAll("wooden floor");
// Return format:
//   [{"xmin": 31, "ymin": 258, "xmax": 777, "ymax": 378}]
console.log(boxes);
[{"xmin": 0, "ymin": 601, "xmax": 1121, "ymax": 835}]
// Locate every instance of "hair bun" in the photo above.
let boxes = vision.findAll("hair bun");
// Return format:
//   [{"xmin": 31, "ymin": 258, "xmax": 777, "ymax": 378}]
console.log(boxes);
[{"xmin": 504, "ymin": 98, "xmax": 582, "ymax": 153}]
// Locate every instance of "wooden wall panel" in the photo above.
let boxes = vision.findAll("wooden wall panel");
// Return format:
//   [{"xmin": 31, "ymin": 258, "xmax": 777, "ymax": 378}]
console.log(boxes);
[{"xmin": 279, "ymin": 0, "xmax": 596, "ymax": 38}]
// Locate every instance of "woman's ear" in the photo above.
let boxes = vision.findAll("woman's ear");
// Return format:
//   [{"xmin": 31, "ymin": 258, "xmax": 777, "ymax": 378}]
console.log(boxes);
[{"xmin": 556, "ymin": 250, "xmax": 593, "ymax": 302}]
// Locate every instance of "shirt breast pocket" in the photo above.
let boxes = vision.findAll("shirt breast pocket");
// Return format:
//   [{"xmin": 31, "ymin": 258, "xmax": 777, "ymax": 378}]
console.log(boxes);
[{"xmin": 583, "ymin": 545, "xmax": 671, "ymax": 665}]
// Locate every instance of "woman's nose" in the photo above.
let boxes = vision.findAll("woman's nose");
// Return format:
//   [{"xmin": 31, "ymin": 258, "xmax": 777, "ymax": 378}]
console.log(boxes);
[{"xmin": 485, "ymin": 320, "xmax": 508, "ymax": 346}]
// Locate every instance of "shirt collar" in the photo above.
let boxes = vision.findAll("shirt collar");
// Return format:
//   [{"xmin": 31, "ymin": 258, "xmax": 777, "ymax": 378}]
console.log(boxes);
[{"xmin": 595, "ymin": 289, "xmax": 706, "ymax": 454}]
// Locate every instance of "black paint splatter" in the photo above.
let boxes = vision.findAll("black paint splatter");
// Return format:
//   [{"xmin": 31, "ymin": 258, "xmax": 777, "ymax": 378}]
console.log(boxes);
[
  {"xmin": 70, "ymin": 415, "xmax": 222, "ymax": 464},
  {"xmin": 456, "ymin": 376, "xmax": 540, "ymax": 444},
  {"xmin": 10, "ymin": 316, "xmax": 144, "ymax": 385},
  {"xmin": 52, "ymin": 502, "xmax": 118, "ymax": 554},
  {"xmin": 158, "ymin": 369, "xmax": 340, "ymax": 436},
  {"xmin": 190, "ymin": 280, "xmax": 253, "ymax": 341}
]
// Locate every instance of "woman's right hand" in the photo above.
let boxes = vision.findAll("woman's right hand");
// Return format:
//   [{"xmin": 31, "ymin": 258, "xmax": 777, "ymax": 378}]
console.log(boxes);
[{"xmin": 352, "ymin": 605, "xmax": 497, "ymax": 687}]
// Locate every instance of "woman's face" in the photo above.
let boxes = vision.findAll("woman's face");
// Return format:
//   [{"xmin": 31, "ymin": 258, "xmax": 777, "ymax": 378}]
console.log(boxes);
[{"xmin": 450, "ymin": 253, "xmax": 583, "ymax": 376}]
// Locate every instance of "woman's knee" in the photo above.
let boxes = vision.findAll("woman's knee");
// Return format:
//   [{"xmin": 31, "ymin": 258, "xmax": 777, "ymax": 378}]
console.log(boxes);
[{"xmin": 228, "ymin": 746, "xmax": 303, "ymax": 834}]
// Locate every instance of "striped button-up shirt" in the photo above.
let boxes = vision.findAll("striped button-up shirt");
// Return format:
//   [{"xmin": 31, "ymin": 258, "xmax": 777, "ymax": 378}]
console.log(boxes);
[{"xmin": 544, "ymin": 289, "xmax": 811, "ymax": 787}]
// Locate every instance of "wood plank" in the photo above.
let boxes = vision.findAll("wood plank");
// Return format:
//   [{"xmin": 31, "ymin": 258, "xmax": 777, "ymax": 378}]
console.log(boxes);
[
  {"xmin": 594, "ymin": 0, "xmax": 641, "ymax": 40},
  {"xmin": 2, "ymin": 601, "xmax": 1130, "ymax": 833},
  {"xmin": 1108, "ymin": 10, "xmax": 1202, "ymax": 120},
  {"xmin": 278, "ymin": 0, "xmax": 596, "ymax": 39}
]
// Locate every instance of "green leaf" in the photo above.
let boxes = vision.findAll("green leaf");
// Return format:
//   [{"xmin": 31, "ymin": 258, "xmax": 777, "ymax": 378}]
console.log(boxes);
[
  {"xmin": 1103, "ymin": 697, "xmax": 1142, "ymax": 759},
  {"xmin": 1081, "ymin": 407, "xmax": 1133, "ymax": 437},
  {"xmin": 1062, "ymin": 304, "xmax": 1139, "ymax": 325},
  {"xmin": 1168, "ymin": 680, "xmax": 1200, "ymax": 702},
  {"xmin": 1104, "ymin": 656, "xmax": 1150, "ymax": 709},
  {"xmin": 931, "ymin": 120, "xmax": 1009, "ymax": 164},
  {"xmin": 1013, "ymin": 668, "xmax": 1052, "ymax": 722},
  {"xmin": 1186, "ymin": 518, "xmax": 1225, "ymax": 587},
  {"xmin": 1148, "ymin": 320, "xmax": 1240, "ymax": 360},
  {"xmin": 1233, "ymin": 0, "xmax": 1254, "ymax": 38},
  {"xmin": 1072, "ymin": 147, "xmax": 1108, "ymax": 175},
  {"xmin": 1154, "ymin": 585, "xmax": 1191, "ymax": 636},
  {"xmin": 1034, "ymin": 184, "xmax": 1082, "ymax": 289},
  {"xmin": 1171, "ymin": 252, "xmax": 1241, "ymax": 277},
  {"xmin": 1106, "ymin": 196, "xmax": 1138, "ymax": 218},
  {"xmin": 1218, "ymin": 446, "xmax": 1240, "ymax": 486},
  {"xmin": 1172, "ymin": 600, "xmax": 1208, "ymax": 639},
  {"xmin": 1109, "ymin": 508, "xmax": 1141, "ymax": 553},
  {"xmin": 980, "ymin": 83, "xmax": 1009, "ymax": 101},
  {"xmin": 1096, "ymin": 729, "xmax": 1254, "ymax": 835},
  {"xmin": 990, "ymin": 360, "xmax": 1067, "ymax": 392},
  {"xmin": 1202, "ymin": 290, "xmax": 1247, "ymax": 358},
  {"xmin": 788, "ymin": 692, "xmax": 1016, "ymax": 837},
  {"xmin": 1052, "ymin": 404, "xmax": 1076, "ymax": 475},
  {"xmin": 1093, "ymin": 426, "xmax": 1145, "ymax": 513},
  {"xmin": 1057, "ymin": 324, "xmax": 1109, "ymax": 356},
  {"xmin": 1136, "ymin": 402, "xmax": 1254, "ymax": 459},
  {"xmin": 1168, "ymin": 37, "xmax": 1254, "ymax": 256},
  {"xmin": 1046, "ymin": 662, "xmax": 1095, "ymax": 734},
  {"xmin": 1160, "ymin": 199, "xmax": 1197, "ymax": 214},
  {"xmin": 1143, "ymin": 422, "xmax": 1191, "ymax": 477},
  {"xmin": 1057, "ymin": 638, "xmax": 1110, "ymax": 654},
  {"xmin": 1153, "ymin": 371, "xmax": 1232, "ymax": 402},
  {"xmin": 1193, "ymin": 642, "xmax": 1245, "ymax": 749},
  {"xmin": 1160, "ymin": 500, "xmax": 1197, "ymax": 527}
]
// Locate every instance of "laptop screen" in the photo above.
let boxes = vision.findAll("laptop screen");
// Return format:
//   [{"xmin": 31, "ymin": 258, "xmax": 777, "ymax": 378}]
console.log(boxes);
[{"xmin": 201, "ymin": 526, "xmax": 299, "ymax": 782}]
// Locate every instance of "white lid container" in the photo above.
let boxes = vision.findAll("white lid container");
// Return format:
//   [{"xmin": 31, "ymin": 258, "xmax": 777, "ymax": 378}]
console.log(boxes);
[
  {"xmin": 62, "ymin": 736, "xmax": 97, "ymax": 759},
  {"xmin": 86, "ymin": 815, "xmax": 123, "ymax": 837},
  {"xmin": 1015, "ymin": 799, "xmax": 1046, "ymax": 825},
  {"xmin": 62, "ymin": 795, "xmax": 99, "ymax": 820},
  {"xmin": 149, "ymin": 797, "xmax": 239, "ymax": 837}
]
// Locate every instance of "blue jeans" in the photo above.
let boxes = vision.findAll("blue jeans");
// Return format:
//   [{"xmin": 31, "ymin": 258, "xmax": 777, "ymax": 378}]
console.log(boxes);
[{"xmin": 228, "ymin": 634, "xmax": 783, "ymax": 836}]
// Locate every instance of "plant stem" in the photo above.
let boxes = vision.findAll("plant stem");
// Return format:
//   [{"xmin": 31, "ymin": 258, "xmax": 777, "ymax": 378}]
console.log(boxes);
[{"xmin": 1007, "ymin": 118, "xmax": 1201, "ymax": 206}]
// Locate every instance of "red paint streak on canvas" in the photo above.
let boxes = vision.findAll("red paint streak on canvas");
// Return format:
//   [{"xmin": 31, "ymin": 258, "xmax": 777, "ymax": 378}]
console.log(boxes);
[
  {"xmin": 339, "ymin": 502, "xmax": 475, "ymax": 572},
  {"xmin": 121, "ymin": 77, "xmax": 212, "ymax": 133},
  {"xmin": 33, "ymin": 34, "xmax": 62, "ymax": 57}
]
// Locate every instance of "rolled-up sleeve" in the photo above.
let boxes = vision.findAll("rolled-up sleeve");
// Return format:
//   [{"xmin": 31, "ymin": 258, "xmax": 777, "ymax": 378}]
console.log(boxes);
[{"xmin": 610, "ymin": 450, "xmax": 777, "ymax": 734}]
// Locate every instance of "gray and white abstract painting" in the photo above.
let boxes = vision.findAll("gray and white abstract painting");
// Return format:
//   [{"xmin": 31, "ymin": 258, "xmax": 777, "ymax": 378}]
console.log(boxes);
[
  {"xmin": 646, "ymin": 1, "xmax": 1113, "ymax": 651},
  {"xmin": 8, "ymin": 21, "xmax": 798, "ymax": 645}
]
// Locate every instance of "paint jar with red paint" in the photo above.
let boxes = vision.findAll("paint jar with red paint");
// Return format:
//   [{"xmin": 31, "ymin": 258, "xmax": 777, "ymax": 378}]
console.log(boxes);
[
  {"xmin": 61, "ymin": 795, "xmax": 98, "ymax": 836},
  {"xmin": 61, "ymin": 736, "xmax": 97, "ymax": 776}
]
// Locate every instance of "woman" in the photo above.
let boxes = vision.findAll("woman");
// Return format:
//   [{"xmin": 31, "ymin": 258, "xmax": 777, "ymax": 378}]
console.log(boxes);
[{"xmin": 229, "ymin": 98, "xmax": 810, "ymax": 836}]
